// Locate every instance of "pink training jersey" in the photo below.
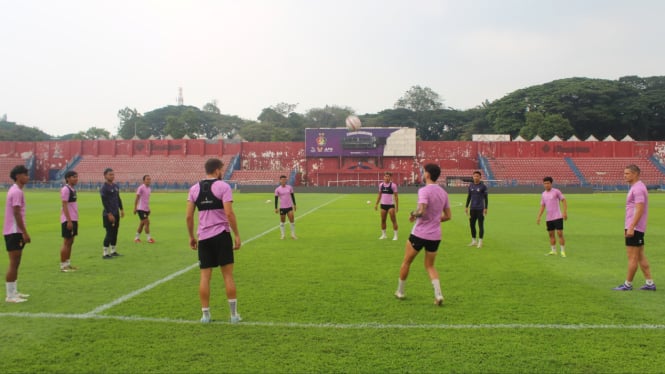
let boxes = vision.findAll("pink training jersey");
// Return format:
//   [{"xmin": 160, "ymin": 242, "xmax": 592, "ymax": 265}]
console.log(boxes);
[
  {"xmin": 626, "ymin": 180, "xmax": 648, "ymax": 232},
  {"xmin": 4, "ymin": 184, "xmax": 26, "ymax": 235},
  {"xmin": 379, "ymin": 182, "xmax": 397, "ymax": 205},
  {"xmin": 411, "ymin": 184, "xmax": 450, "ymax": 241},
  {"xmin": 136, "ymin": 184, "xmax": 151, "ymax": 212},
  {"xmin": 187, "ymin": 179, "xmax": 234, "ymax": 241},
  {"xmin": 275, "ymin": 184, "xmax": 294, "ymax": 209},
  {"xmin": 541, "ymin": 188, "xmax": 565, "ymax": 222},
  {"xmin": 60, "ymin": 185, "xmax": 78, "ymax": 223}
]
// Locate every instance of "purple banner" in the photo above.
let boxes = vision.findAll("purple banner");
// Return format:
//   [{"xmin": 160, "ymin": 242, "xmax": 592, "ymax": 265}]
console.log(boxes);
[{"xmin": 305, "ymin": 128, "xmax": 405, "ymax": 157}]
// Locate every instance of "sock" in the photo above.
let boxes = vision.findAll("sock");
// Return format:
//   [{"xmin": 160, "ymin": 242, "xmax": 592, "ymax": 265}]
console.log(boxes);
[
  {"xmin": 135, "ymin": 233, "xmax": 140, "ymax": 239},
  {"xmin": 478, "ymin": 239, "xmax": 483, "ymax": 244},
  {"xmin": 103, "ymin": 247, "xmax": 109, "ymax": 256},
  {"xmin": 111, "ymin": 245, "xmax": 116, "ymax": 254},
  {"xmin": 6, "ymin": 281, "xmax": 16, "ymax": 297},
  {"xmin": 382, "ymin": 230, "xmax": 387, "ymax": 236},
  {"xmin": 393, "ymin": 230, "xmax": 398, "ymax": 237},
  {"xmin": 560, "ymin": 245, "xmax": 565, "ymax": 252},
  {"xmin": 397, "ymin": 279, "xmax": 406, "ymax": 294},
  {"xmin": 646, "ymin": 279, "xmax": 655, "ymax": 286},
  {"xmin": 432, "ymin": 279, "xmax": 443, "ymax": 300},
  {"xmin": 550, "ymin": 245, "xmax": 556, "ymax": 252},
  {"xmin": 280, "ymin": 223, "xmax": 285, "ymax": 236},
  {"xmin": 66, "ymin": 259, "xmax": 71, "ymax": 267},
  {"xmin": 202, "ymin": 307, "xmax": 210, "ymax": 319},
  {"xmin": 625, "ymin": 281, "xmax": 633, "ymax": 287},
  {"xmin": 60, "ymin": 261, "xmax": 67, "ymax": 269},
  {"xmin": 290, "ymin": 223, "xmax": 295, "ymax": 235},
  {"xmin": 228, "ymin": 299, "xmax": 238, "ymax": 317},
  {"xmin": 471, "ymin": 238, "xmax": 477, "ymax": 243},
  {"xmin": 146, "ymin": 234, "xmax": 151, "ymax": 240}
]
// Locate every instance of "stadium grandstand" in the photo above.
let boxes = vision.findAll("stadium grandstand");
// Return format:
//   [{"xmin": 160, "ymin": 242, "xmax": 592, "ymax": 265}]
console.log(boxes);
[{"xmin": 1, "ymin": 132, "xmax": 665, "ymax": 191}]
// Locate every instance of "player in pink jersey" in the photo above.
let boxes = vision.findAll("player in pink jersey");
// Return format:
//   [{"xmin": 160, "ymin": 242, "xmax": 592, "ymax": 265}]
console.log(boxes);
[
  {"xmin": 536, "ymin": 176, "xmax": 568, "ymax": 257},
  {"xmin": 60, "ymin": 171, "xmax": 79, "ymax": 272},
  {"xmin": 186, "ymin": 158, "xmax": 242, "ymax": 323},
  {"xmin": 274, "ymin": 175, "xmax": 297, "ymax": 239},
  {"xmin": 4, "ymin": 165, "xmax": 31, "ymax": 303},
  {"xmin": 134, "ymin": 175, "xmax": 155, "ymax": 244},
  {"xmin": 374, "ymin": 172, "xmax": 399, "ymax": 240},
  {"xmin": 394, "ymin": 163, "xmax": 451, "ymax": 306},
  {"xmin": 613, "ymin": 164, "xmax": 656, "ymax": 291}
]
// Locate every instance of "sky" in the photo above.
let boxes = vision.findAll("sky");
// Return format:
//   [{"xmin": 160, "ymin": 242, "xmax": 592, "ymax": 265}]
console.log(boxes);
[{"xmin": 1, "ymin": 0, "xmax": 664, "ymax": 137}]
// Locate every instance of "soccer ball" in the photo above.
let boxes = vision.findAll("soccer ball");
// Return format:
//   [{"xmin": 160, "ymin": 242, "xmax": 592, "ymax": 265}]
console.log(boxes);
[
  {"xmin": 265, "ymin": 199, "xmax": 271, "ymax": 203},
  {"xmin": 366, "ymin": 200, "xmax": 371, "ymax": 204},
  {"xmin": 345, "ymin": 115, "xmax": 361, "ymax": 131}
]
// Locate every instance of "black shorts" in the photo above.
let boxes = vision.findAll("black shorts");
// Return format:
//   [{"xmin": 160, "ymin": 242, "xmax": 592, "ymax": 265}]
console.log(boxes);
[
  {"xmin": 625, "ymin": 230, "xmax": 645, "ymax": 247},
  {"xmin": 408, "ymin": 234, "xmax": 441, "ymax": 253},
  {"xmin": 137, "ymin": 210, "xmax": 150, "ymax": 220},
  {"xmin": 4, "ymin": 233, "xmax": 25, "ymax": 251},
  {"xmin": 61, "ymin": 221, "xmax": 79, "ymax": 238},
  {"xmin": 279, "ymin": 207, "xmax": 293, "ymax": 215},
  {"xmin": 198, "ymin": 231, "xmax": 234, "ymax": 269},
  {"xmin": 469, "ymin": 209, "xmax": 484, "ymax": 220},
  {"xmin": 546, "ymin": 218, "xmax": 564, "ymax": 231},
  {"xmin": 380, "ymin": 204, "xmax": 395, "ymax": 211}
]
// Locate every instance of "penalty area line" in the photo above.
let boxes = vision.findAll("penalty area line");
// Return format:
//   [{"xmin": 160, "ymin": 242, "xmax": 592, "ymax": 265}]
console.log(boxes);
[{"xmin": 1, "ymin": 312, "xmax": 665, "ymax": 330}]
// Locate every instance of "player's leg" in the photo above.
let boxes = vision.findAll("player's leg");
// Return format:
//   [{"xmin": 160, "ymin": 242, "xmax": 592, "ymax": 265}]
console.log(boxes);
[
  {"xmin": 396, "ymin": 238, "xmax": 419, "ymax": 298},
  {"xmin": 557, "ymin": 229, "xmax": 566, "ymax": 257},
  {"xmin": 287, "ymin": 210, "xmax": 296, "ymax": 239},
  {"xmin": 546, "ymin": 229, "xmax": 557, "ymax": 255},
  {"xmin": 379, "ymin": 209, "xmax": 388, "ymax": 239},
  {"xmin": 279, "ymin": 212, "xmax": 286, "ymax": 239},
  {"xmin": 388, "ymin": 207, "xmax": 398, "ymax": 240},
  {"xmin": 468, "ymin": 212, "xmax": 478, "ymax": 246},
  {"xmin": 60, "ymin": 237, "xmax": 74, "ymax": 271},
  {"xmin": 424, "ymin": 248, "xmax": 444, "ymax": 305},
  {"xmin": 199, "ymin": 267, "xmax": 213, "ymax": 322}
]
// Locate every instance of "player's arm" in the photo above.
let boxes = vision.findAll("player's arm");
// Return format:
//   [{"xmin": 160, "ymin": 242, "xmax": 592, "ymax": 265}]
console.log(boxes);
[
  {"xmin": 224, "ymin": 201, "xmax": 241, "ymax": 250},
  {"xmin": 483, "ymin": 190, "xmax": 488, "ymax": 215},
  {"xmin": 62, "ymin": 199, "xmax": 73, "ymax": 229},
  {"xmin": 186, "ymin": 201, "xmax": 197, "ymax": 249},
  {"xmin": 134, "ymin": 192, "xmax": 140, "ymax": 214},
  {"xmin": 13, "ymin": 205, "xmax": 30, "ymax": 243},
  {"xmin": 410, "ymin": 202, "xmax": 427, "ymax": 222},
  {"xmin": 394, "ymin": 192, "xmax": 398, "ymax": 213},
  {"xmin": 274, "ymin": 195, "xmax": 278, "ymax": 212},
  {"xmin": 536, "ymin": 204, "xmax": 545, "ymax": 224},
  {"xmin": 374, "ymin": 190, "xmax": 382, "ymax": 210},
  {"xmin": 465, "ymin": 192, "xmax": 471, "ymax": 215},
  {"xmin": 118, "ymin": 193, "xmax": 124, "ymax": 218},
  {"xmin": 561, "ymin": 198, "xmax": 568, "ymax": 220},
  {"xmin": 291, "ymin": 193, "xmax": 296, "ymax": 211},
  {"xmin": 101, "ymin": 188, "xmax": 115, "ymax": 224},
  {"xmin": 441, "ymin": 206, "xmax": 452, "ymax": 223}
]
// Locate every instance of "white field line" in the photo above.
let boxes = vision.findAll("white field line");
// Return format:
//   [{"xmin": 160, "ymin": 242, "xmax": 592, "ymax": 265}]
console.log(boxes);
[
  {"xmin": 88, "ymin": 194, "xmax": 346, "ymax": 315},
  {"xmin": 1, "ymin": 311, "xmax": 664, "ymax": 330}
]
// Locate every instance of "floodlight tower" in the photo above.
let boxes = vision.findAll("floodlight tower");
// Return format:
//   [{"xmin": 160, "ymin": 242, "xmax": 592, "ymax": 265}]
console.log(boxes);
[{"xmin": 177, "ymin": 87, "xmax": 184, "ymax": 106}]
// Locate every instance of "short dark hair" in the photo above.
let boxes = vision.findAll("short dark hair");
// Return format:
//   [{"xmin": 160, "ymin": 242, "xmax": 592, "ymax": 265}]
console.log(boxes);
[
  {"xmin": 103, "ymin": 168, "xmax": 114, "ymax": 175},
  {"xmin": 64, "ymin": 171, "xmax": 78, "ymax": 180},
  {"xmin": 142, "ymin": 175, "xmax": 150, "ymax": 181},
  {"xmin": 280, "ymin": 175, "xmax": 287, "ymax": 179},
  {"xmin": 384, "ymin": 172, "xmax": 392, "ymax": 176},
  {"xmin": 424, "ymin": 163, "xmax": 441, "ymax": 182},
  {"xmin": 543, "ymin": 176, "xmax": 553, "ymax": 183},
  {"xmin": 10, "ymin": 165, "xmax": 29, "ymax": 181},
  {"xmin": 204, "ymin": 158, "xmax": 224, "ymax": 175},
  {"xmin": 473, "ymin": 171, "xmax": 482, "ymax": 176},
  {"xmin": 625, "ymin": 164, "xmax": 641, "ymax": 175}
]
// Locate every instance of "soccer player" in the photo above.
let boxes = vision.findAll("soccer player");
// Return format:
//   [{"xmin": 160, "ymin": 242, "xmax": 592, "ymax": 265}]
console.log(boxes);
[
  {"xmin": 394, "ymin": 163, "xmax": 451, "ymax": 306},
  {"xmin": 613, "ymin": 164, "xmax": 656, "ymax": 291},
  {"xmin": 60, "ymin": 171, "xmax": 79, "ymax": 272},
  {"xmin": 186, "ymin": 158, "xmax": 242, "ymax": 323},
  {"xmin": 374, "ymin": 172, "xmax": 399, "ymax": 240},
  {"xmin": 100, "ymin": 168, "xmax": 124, "ymax": 259},
  {"xmin": 536, "ymin": 176, "xmax": 568, "ymax": 257},
  {"xmin": 4, "ymin": 165, "xmax": 31, "ymax": 303},
  {"xmin": 465, "ymin": 170, "xmax": 488, "ymax": 248},
  {"xmin": 134, "ymin": 175, "xmax": 155, "ymax": 243},
  {"xmin": 274, "ymin": 175, "xmax": 297, "ymax": 240}
]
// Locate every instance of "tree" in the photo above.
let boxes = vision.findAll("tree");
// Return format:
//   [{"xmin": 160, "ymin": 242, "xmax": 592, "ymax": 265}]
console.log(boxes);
[
  {"xmin": 394, "ymin": 85, "xmax": 444, "ymax": 112},
  {"xmin": 75, "ymin": 127, "xmax": 111, "ymax": 140},
  {"xmin": 0, "ymin": 119, "xmax": 51, "ymax": 141},
  {"xmin": 270, "ymin": 102, "xmax": 298, "ymax": 117},
  {"xmin": 202, "ymin": 100, "xmax": 221, "ymax": 114},
  {"xmin": 305, "ymin": 105, "xmax": 354, "ymax": 128}
]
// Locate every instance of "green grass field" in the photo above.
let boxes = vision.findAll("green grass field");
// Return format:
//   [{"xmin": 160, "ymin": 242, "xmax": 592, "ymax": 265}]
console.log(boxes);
[{"xmin": 1, "ymin": 190, "xmax": 664, "ymax": 373}]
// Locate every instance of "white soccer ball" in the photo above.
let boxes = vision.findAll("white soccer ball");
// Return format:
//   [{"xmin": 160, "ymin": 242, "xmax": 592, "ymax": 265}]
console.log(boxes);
[
  {"xmin": 345, "ymin": 115, "xmax": 362, "ymax": 131},
  {"xmin": 265, "ymin": 199, "xmax": 271, "ymax": 203},
  {"xmin": 366, "ymin": 200, "xmax": 371, "ymax": 204}
]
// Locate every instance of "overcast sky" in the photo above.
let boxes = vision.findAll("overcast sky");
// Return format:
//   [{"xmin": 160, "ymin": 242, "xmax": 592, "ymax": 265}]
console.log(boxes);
[{"xmin": 2, "ymin": 0, "xmax": 664, "ymax": 137}]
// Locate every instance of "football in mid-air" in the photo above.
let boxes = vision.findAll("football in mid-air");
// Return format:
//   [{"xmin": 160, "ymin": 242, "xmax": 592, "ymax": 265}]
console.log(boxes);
[{"xmin": 345, "ymin": 115, "xmax": 362, "ymax": 131}]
